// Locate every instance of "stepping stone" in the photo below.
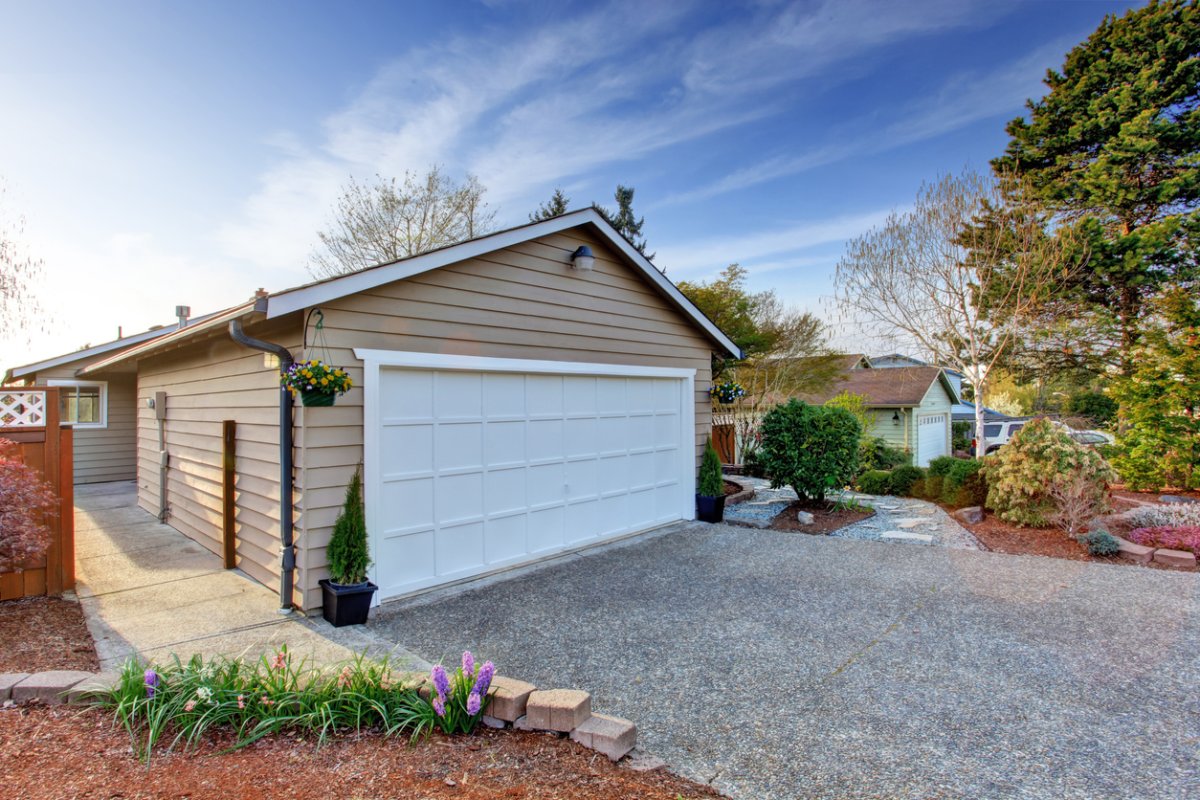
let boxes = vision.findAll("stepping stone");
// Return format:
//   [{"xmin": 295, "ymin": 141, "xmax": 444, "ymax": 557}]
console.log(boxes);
[
  {"xmin": 897, "ymin": 519, "xmax": 923, "ymax": 529},
  {"xmin": 881, "ymin": 530, "xmax": 934, "ymax": 545}
]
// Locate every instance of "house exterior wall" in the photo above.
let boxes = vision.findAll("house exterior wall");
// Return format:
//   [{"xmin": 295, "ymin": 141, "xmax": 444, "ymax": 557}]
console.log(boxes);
[
  {"xmin": 134, "ymin": 317, "xmax": 301, "ymax": 599},
  {"xmin": 293, "ymin": 227, "xmax": 715, "ymax": 610},
  {"xmin": 866, "ymin": 408, "xmax": 910, "ymax": 455},
  {"xmin": 912, "ymin": 381, "xmax": 953, "ymax": 464},
  {"xmin": 34, "ymin": 366, "xmax": 138, "ymax": 484}
]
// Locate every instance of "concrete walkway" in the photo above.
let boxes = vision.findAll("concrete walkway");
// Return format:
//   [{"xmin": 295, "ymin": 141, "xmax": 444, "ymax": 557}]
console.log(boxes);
[{"xmin": 74, "ymin": 481, "xmax": 419, "ymax": 670}]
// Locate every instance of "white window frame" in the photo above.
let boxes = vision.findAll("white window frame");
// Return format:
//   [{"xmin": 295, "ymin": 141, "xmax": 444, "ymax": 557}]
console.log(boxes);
[{"xmin": 47, "ymin": 379, "xmax": 108, "ymax": 429}]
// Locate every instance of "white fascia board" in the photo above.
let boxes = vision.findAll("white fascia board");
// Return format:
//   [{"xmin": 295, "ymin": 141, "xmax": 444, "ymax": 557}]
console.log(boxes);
[
  {"xmin": 9, "ymin": 327, "xmax": 173, "ymax": 379},
  {"xmin": 353, "ymin": 348, "xmax": 697, "ymax": 380},
  {"xmin": 270, "ymin": 207, "xmax": 742, "ymax": 359}
]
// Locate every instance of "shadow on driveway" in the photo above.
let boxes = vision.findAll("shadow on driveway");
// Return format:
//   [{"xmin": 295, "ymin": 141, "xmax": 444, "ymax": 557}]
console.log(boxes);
[{"xmin": 370, "ymin": 522, "xmax": 1200, "ymax": 800}]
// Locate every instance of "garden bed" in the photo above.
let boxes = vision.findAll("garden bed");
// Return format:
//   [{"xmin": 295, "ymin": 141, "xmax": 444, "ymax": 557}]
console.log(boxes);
[
  {"xmin": 0, "ymin": 705, "xmax": 720, "ymax": 800},
  {"xmin": 0, "ymin": 596, "xmax": 99, "ymax": 672},
  {"xmin": 768, "ymin": 500, "xmax": 874, "ymax": 535}
]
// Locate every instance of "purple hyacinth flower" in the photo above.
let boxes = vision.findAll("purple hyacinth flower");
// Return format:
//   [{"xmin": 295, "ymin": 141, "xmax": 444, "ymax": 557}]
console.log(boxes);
[
  {"xmin": 466, "ymin": 691, "xmax": 481, "ymax": 716},
  {"xmin": 472, "ymin": 661, "xmax": 494, "ymax": 697},
  {"xmin": 144, "ymin": 668, "xmax": 159, "ymax": 698},
  {"xmin": 431, "ymin": 664, "xmax": 450, "ymax": 701},
  {"xmin": 433, "ymin": 696, "xmax": 446, "ymax": 717},
  {"xmin": 461, "ymin": 651, "xmax": 474, "ymax": 680}
]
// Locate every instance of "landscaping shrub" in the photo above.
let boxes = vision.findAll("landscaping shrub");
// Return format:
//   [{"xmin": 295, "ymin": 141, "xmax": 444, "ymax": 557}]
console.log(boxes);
[
  {"xmin": 940, "ymin": 458, "xmax": 987, "ymax": 508},
  {"xmin": 1082, "ymin": 530, "xmax": 1121, "ymax": 557},
  {"xmin": 888, "ymin": 465, "xmax": 926, "ymax": 497},
  {"xmin": 926, "ymin": 456, "xmax": 959, "ymax": 478},
  {"xmin": 327, "ymin": 466, "xmax": 370, "ymax": 585},
  {"xmin": 856, "ymin": 470, "xmax": 893, "ymax": 495},
  {"xmin": 1066, "ymin": 390, "xmax": 1117, "ymax": 427},
  {"xmin": 698, "ymin": 437, "xmax": 724, "ymax": 497},
  {"xmin": 982, "ymin": 418, "xmax": 1115, "ymax": 527},
  {"xmin": 859, "ymin": 437, "xmax": 909, "ymax": 473},
  {"xmin": 921, "ymin": 475, "xmax": 944, "ymax": 501},
  {"xmin": 1124, "ymin": 503, "xmax": 1200, "ymax": 529},
  {"xmin": 1127, "ymin": 526, "xmax": 1200, "ymax": 555},
  {"xmin": 0, "ymin": 438, "xmax": 58, "ymax": 572},
  {"xmin": 758, "ymin": 400, "xmax": 861, "ymax": 502},
  {"xmin": 952, "ymin": 421, "xmax": 972, "ymax": 453}
]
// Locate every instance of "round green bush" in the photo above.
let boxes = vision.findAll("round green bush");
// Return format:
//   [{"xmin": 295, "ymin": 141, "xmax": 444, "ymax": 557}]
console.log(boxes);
[
  {"xmin": 888, "ymin": 465, "xmax": 926, "ymax": 497},
  {"xmin": 982, "ymin": 418, "xmax": 1115, "ymax": 527},
  {"xmin": 941, "ymin": 458, "xmax": 987, "ymax": 508},
  {"xmin": 856, "ymin": 470, "xmax": 893, "ymax": 495},
  {"xmin": 758, "ymin": 399, "xmax": 862, "ymax": 502},
  {"xmin": 1082, "ymin": 529, "xmax": 1120, "ymax": 557},
  {"xmin": 920, "ymin": 474, "xmax": 944, "ymax": 501},
  {"xmin": 926, "ymin": 456, "xmax": 959, "ymax": 478},
  {"xmin": 859, "ymin": 437, "xmax": 910, "ymax": 473}
]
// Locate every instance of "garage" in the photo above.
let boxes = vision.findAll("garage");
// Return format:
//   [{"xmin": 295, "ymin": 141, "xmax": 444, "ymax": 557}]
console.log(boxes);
[
  {"xmin": 359, "ymin": 351, "xmax": 696, "ymax": 600},
  {"xmin": 917, "ymin": 413, "xmax": 949, "ymax": 466}
]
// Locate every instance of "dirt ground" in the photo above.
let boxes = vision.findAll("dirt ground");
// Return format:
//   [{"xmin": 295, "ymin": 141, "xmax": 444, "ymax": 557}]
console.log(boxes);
[
  {"xmin": 0, "ymin": 596, "xmax": 100, "ymax": 672},
  {"xmin": 0, "ymin": 704, "xmax": 723, "ymax": 800},
  {"xmin": 770, "ymin": 499, "xmax": 875, "ymax": 535}
]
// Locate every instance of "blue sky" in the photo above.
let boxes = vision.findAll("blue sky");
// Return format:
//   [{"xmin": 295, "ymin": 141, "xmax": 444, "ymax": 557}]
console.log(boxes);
[{"xmin": 1, "ymin": 0, "xmax": 1139, "ymax": 365}]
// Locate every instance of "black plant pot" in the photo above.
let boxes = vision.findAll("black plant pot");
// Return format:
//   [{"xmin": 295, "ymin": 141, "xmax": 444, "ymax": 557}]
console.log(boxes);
[
  {"xmin": 319, "ymin": 579, "xmax": 378, "ymax": 627},
  {"xmin": 696, "ymin": 494, "xmax": 726, "ymax": 523}
]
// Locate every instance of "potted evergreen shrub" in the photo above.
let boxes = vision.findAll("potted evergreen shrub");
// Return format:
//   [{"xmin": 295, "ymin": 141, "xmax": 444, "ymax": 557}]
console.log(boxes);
[
  {"xmin": 696, "ymin": 437, "xmax": 727, "ymax": 523},
  {"xmin": 319, "ymin": 465, "xmax": 378, "ymax": 627}
]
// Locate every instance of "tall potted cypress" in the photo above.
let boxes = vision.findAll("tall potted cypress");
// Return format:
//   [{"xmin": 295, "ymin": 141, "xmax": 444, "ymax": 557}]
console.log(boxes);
[
  {"xmin": 319, "ymin": 465, "xmax": 378, "ymax": 626},
  {"xmin": 695, "ymin": 437, "xmax": 727, "ymax": 523}
]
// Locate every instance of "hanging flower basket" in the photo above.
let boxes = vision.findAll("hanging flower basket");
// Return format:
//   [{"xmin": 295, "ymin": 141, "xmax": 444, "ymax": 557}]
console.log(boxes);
[
  {"xmin": 282, "ymin": 360, "xmax": 352, "ymax": 408},
  {"xmin": 709, "ymin": 379, "xmax": 747, "ymax": 405}
]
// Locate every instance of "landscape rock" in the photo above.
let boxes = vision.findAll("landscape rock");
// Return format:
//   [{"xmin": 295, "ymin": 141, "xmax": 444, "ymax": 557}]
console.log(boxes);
[
  {"xmin": 1152, "ymin": 548, "xmax": 1197, "ymax": 569},
  {"xmin": 480, "ymin": 715, "xmax": 507, "ymax": 729},
  {"xmin": 1114, "ymin": 536, "xmax": 1155, "ymax": 564},
  {"xmin": 1160, "ymin": 494, "xmax": 1199, "ymax": 505},
  {"xmin": 880, "ymin": 530, "xmax": 934, "ymax": 545},
  {"xmin": 623, "ymin": 747, "xmax": 668, "ymax": 772},
  {"xmin": 953, "ymin": 506, "xmax": 984, "ymax": 525},
  {"xmin": 795, "ymin": 510, "xmax": 814, "ymax": 525}
]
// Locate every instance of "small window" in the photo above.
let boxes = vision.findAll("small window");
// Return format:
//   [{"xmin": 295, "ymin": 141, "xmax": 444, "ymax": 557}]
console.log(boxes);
[
  {"xmin": 1009, "ymin": 423, "xmax": 1024, "ymax": 435},
  {"xmin": 984, "ymin": 424, "xmax": 1002, "ymax": 438},
  {"xmin": 48, "ymin": 381, "xmax": 108, "ymax": 428}
]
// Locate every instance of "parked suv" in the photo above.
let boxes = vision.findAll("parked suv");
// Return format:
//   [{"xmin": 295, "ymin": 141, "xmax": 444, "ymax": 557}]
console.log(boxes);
[{"xmin": 971, "ymin": 419, "xmax": 1028, "ymax": 455}]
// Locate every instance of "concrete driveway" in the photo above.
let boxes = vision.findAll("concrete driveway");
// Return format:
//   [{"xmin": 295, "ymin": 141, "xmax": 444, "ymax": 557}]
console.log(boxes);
[{"xmin": 370, "ymin": 522, "xmax": 1200, "ymax": 800}]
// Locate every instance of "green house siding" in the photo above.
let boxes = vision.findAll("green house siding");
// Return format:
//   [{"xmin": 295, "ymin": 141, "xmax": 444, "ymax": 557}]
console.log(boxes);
[
  {"xmin": 859, "ymin": 380, "xmax": 955, "ymax": 465},
  {"xmin": 867, "ymin": 409, "xmax": 909, "ymax": 452}
]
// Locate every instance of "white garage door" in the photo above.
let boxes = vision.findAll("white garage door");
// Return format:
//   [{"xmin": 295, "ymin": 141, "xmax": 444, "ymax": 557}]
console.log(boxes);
[
  {"xmin": 917, "ymin": 413, "xmax": 948, "ymax": 466},
  {"xmin": 358, "ymin": 352, "xmax": 696, "ymax": 600}
]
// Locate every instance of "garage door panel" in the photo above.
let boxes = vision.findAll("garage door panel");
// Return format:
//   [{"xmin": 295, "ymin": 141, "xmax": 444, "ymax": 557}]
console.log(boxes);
[
  {"xmin": 436, "ymin": 422, "xmax": 483, "ymax": 471},
  {"xmin": 370, "ymin": 364, "xmax": 689, "ymax": 600},
  {"xmin": 917, "ymin": 414, "xmax": 948, "ymax": 467},
  {"xmin": 484, "ymin": 467, "xmax": 526, "ymax": 515},
  {"xmin": 436, "ymin": 522, "xmax": 484, "ymax": 576},
  {"xmin": 436, "ymin": 372, "xmax": 482, "ymax": 418}
]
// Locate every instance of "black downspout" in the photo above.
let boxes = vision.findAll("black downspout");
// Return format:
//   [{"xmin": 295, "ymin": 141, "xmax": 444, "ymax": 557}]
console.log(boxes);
[{"xmin": 229, "ymin": 319, "xmax": 296, "ymax": 615}]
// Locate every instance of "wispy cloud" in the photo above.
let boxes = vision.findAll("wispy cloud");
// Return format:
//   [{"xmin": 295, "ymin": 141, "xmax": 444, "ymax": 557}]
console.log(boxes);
[{"xmin": 657, "ymin": 36, "xmax": 1072, "ymax": 208}]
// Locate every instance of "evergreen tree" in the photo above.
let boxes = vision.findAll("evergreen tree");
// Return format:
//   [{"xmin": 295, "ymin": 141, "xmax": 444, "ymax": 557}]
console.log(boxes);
[
  {"xmin": 994, "ymin": 0, "xmax": 1200, "ymax": 373},
  {"xmin": 529, "ymin": 188, "xmax": 571, "ymax": 222},
  {"xmin": 594, "ymin": 184, "xmax": 654, "ymax": 261}
]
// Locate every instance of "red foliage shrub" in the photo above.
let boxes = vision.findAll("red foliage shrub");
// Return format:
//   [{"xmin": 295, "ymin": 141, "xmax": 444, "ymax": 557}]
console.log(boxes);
[
  {"xmin": 1127, "ymin": 526, "xmax": 1200, "ymax": 554},
  {"xmin": 0, "ymin": 438, "xmax": 58, "ymax": 572}
]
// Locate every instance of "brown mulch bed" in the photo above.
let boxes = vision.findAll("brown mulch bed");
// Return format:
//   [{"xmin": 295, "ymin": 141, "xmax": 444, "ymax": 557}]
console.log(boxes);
[
  {"xmin": 722, "ymin": 479, "xmax": 742, "ymax": 496},
  {"xmin": 963, "ymin": 517, "xmax": 1095, "ymax": 562},
  {"xmin": 0, "ymin": 596, "xmax": 99, "ymax": 672},
  {"xmin": 0, "ymin": 705, "xmax": 723, "ymax": 800},
  {"xmin": 769, "ymin": 500, "xmax": 874, "ymax": 535}
]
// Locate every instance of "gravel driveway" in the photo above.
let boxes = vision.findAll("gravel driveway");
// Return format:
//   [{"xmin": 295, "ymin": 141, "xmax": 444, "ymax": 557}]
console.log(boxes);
[{"xmin": 369, "ymin": 523, "xmax": 1200, "ymax": 800}]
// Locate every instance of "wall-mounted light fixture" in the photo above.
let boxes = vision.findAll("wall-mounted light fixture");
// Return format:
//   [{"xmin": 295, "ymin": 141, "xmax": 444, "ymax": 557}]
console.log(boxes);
[
  {"xmin": 570, "ymin": 246, "xmax": 595, "ymax": 271},
  {"xmin": 892, "ymin": 410, "xmax": 901, "ymax": 425}
]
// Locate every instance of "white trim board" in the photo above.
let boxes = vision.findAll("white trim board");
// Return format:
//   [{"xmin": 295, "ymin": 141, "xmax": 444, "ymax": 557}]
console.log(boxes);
[{"xmin": 274, "ymin": 208, "xmax": 741, "ymax": 358}]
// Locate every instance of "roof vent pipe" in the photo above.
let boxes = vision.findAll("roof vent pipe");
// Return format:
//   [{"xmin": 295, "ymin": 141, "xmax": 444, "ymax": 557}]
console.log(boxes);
[
  {"xmin": 176, "ymin": 305, "xmax": 191, "ymax": 328},
  {"xmin": 228, "ymin": 319, "xmax": 297, "ymax": 615}
]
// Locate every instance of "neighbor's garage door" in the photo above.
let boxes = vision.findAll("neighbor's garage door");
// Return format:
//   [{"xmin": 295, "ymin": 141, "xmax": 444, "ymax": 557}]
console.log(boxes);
[
  {"xmin": 917, "ymin": 413, "xmax": 948, "ymax": 466},
  {"xmin": 362, "ymin": 355, "xmax": 694, "ymax": 600}
]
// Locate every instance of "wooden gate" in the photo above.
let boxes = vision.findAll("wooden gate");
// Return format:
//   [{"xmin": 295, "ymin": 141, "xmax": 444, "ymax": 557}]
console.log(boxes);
[
  {"xmin": 712, "ymin": 423, "xmax": 737, "ymax": 465},
  {"xmin": 0, "ymin": 387, "xmax": 75, "ymax": 600}
]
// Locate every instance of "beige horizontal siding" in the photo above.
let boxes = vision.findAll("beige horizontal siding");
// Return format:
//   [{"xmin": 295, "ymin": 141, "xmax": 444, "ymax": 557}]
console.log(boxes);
[
  {"xmin": 295, "ymin": 227, "xmax": 715, "ymax": 610},
  {"xmin": 34, "ymin": 368, "xmax": 139, "ymax": 484},
  {"xmin": 136, "ymin": 317, "xmax": 302, "ymax": 605}
]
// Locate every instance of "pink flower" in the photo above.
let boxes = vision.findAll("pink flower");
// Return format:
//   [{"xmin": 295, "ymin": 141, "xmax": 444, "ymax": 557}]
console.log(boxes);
[
  {"xmin": 237, "ymin": 694, "xmax": 245, "ymax": 710},
  {"xmin": 184, "ymin": 700, "xmax": 196, "ymax": 712},
  {"xmin": 337, "ymin": 665, "xmax": 353, "ymax": 688},
  {"xmin": 270, "ymin": 651, "xmax": 288, "ymax": 671}
]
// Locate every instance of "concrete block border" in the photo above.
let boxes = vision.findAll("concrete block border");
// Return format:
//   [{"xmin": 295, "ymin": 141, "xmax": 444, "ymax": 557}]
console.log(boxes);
[
  {"xmin": 0, "ymin": 665, "xmax": 646, "ymax": 765},
  {"xmin": 722, "ymin": 476, "xmax": 755, "ymax": 506},
  {"xmin": 1110, "ymin": 534, "xmax": 1198, "ymax": 570}
]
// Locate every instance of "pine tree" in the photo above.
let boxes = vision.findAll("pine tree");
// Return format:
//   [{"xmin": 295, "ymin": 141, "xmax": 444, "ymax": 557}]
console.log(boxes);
[
  {"xmin": 327, "ymin": 466, "xmax": 370, "ymax": 584},
  {"xmin": 993, "ymin": 0, "xmax": 1200, "ymax": 373},
  {"xmin": 594, "ymin": 184, "xmax": 654, "ymax": 261},
  {"xmin": 529, "ymin": 188, "xmax": 570, "ymax": 222}
]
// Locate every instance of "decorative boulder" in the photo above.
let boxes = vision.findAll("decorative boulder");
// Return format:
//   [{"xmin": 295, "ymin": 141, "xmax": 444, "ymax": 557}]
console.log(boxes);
[
  {"xmin": 796, "ymin": 510, "xmax": 815, "ymax": 525},
  {"xmin": 953, "ymin": 506, "xmax": 984, "ymax": 525}
]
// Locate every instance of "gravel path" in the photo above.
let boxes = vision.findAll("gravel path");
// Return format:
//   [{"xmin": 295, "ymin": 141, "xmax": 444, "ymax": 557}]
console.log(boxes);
[
  {"xmin": 726, "ymin": 476, "xmax": 981, "ymax": 549},
  {"xmin": 371, "ymin": 525, "xmax": 1200, "ymax": 800}
]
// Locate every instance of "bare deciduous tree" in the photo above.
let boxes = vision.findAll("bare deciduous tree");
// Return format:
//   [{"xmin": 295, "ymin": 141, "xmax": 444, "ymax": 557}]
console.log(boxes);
[
  {"xmin": 309, "ymin": 166, "xmax": 497, "ymax": 278},
  {"xmin": 0, "ymin": 182, "xmax": 47, "ymax": 344},
  {"xmin": 835, "ymin": 169, "xmax": 1079, "ymax": 457}
]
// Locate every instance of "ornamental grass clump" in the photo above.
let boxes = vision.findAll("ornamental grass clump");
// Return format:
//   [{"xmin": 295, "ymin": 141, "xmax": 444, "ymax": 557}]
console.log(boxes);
[
  {"xmin": 94, "ymin": 646, "xmax": 433, "ymax": 761},
  {"xmin": 426, "ymin": 650, "xmax": 493, "ymax": 735},
  {"xmin": 982, "ymin": 418, "xmax": 1115, "ymax": 528}
]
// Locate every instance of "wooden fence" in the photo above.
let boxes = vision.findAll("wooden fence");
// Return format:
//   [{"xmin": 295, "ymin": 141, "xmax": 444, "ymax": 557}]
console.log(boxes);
[{"xmin": 0, "ymin": 387, "xmax": 75, "ymax": 600}]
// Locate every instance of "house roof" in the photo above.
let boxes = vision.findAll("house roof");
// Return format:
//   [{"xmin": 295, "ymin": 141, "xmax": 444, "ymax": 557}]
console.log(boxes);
[
  {"xmin": 265, "ymin": 208, "xmax": 741, "ymax": 358},
  {"xmin": 799, "ymin": 365, "xmax": 959, "ymax": 407},
  {"xmin": 77, "ymin": 209, "xmax": 741, "ymax": 375},
  {"xmin": 5, "ymin": 311, "xmax": 223, "ymax": 382}
]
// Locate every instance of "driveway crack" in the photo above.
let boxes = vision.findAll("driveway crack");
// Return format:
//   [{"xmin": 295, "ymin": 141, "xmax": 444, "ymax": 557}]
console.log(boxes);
[{"xmin": 818, "ymin": 585, "xmax": 939, "ymax": 685}]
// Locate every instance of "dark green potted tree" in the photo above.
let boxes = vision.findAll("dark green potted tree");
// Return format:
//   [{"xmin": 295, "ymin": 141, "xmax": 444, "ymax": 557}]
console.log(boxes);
[
  {"xmin": 319, "ymin": 465, "xmax": 378, "ymax": 627},
  {"xmin": 696, "ymin": 437, "xmax": 727, "ymax": 523}
]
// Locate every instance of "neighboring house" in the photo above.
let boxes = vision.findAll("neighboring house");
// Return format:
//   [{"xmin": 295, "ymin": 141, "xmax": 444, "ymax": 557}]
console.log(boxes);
[
  {"xmin": 868, "ymin": 353, "xmax": 1011, "ymax": 422},
  {"xmin": 800, "ymin": 366, "xmax": 959, "ymax": 467},
  {"xmin": 62, "ymin": 208, "xmax": 740, "ymax": 611},
  {"xmin": 3, "ymin": 310, "xmax": 209, "ymax": 484}
]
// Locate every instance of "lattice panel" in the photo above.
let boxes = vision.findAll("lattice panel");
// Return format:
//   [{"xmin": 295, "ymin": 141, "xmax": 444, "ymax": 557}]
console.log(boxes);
[{"xmin": 0, "ymin": 390, "xmax": 47, "ymax": 426}]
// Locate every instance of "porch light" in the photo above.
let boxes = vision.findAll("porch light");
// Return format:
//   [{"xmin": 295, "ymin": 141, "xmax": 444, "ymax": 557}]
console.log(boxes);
[
  {"xmin": 892, "ymin": 411, "xmax": 901, "ymax": 425},
  {"xmin": 571, "ymin": 246, "xmax": 595, "ymax": 271}
]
